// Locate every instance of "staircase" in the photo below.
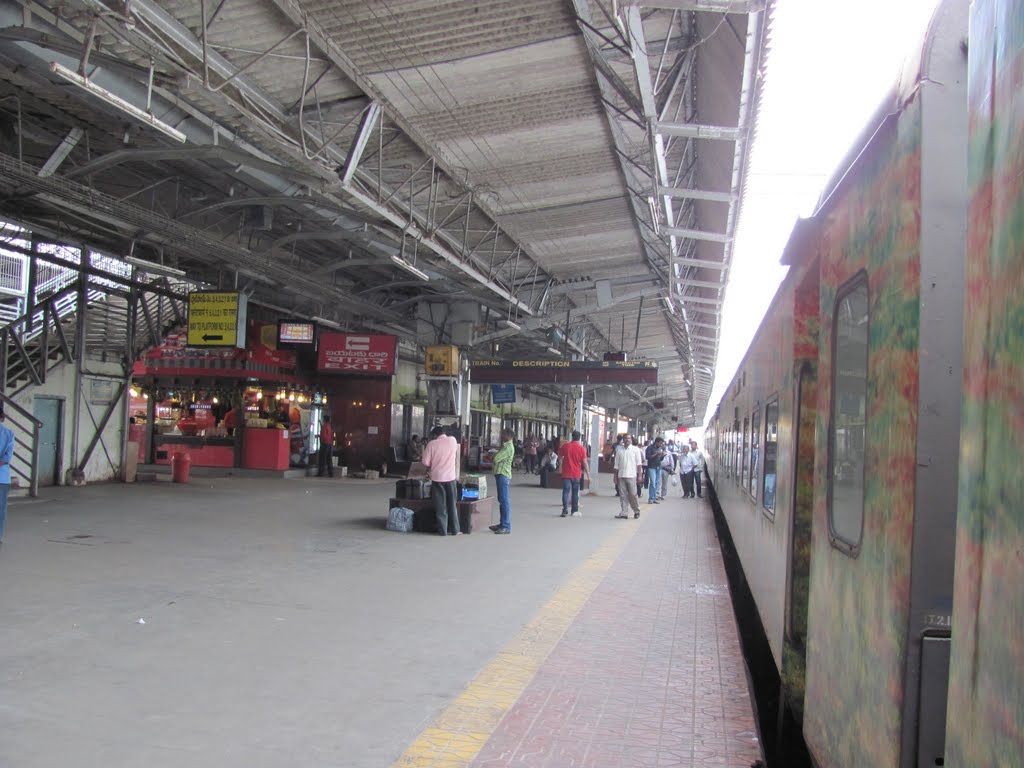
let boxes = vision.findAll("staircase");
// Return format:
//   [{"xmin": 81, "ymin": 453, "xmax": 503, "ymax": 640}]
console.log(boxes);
[{"xmin": 0, "ymin": 251, "xmax": 196, "ymax": 494}]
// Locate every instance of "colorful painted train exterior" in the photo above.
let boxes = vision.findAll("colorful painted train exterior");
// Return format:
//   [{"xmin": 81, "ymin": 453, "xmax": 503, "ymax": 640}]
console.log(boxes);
[{"xmin": 704, "ymin": 0, "xmax": 1024, "ymax": 764}]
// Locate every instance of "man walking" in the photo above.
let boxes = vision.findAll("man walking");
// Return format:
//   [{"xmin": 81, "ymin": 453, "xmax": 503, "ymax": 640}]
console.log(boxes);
[
  {"xmin": 689, "ymin": 439, "xmax": 705, "ymax": 498},
  {"xmin": 614, "ymin": 434, "xmax": 644, "ymax": 519},
  {"xmin": 645, "ymin": 437, "xmax": 666, "ymax": 504},
  {"xmin": 317, "ymin": 415, "xmax": 334, "ymax": 477},
  {"xmin": 490, "ymin": 428, "xmax": 515, "ymax": 534},
  {"xmin": 0, "ymin": 408, "xmax": 12, "ymax": 543},
  {"xmin": 421, "ymin": 425, "xmax": 461, "ymax": 535},
  {"xmin": 558, "ymin": 430, "xmax": 590, "ymax": 517}
]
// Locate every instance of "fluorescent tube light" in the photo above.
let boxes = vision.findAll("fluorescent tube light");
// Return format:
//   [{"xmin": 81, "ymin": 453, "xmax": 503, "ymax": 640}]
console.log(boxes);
[
  {"xmin": 499, "ymin": 319, "xmax": 521, "ymax": 331},
  {"xmin": 546, "ymin": 346, "xmax": 562, "ymax": 356},
  {"xmin": 661, "ymin": 296, "xmax": 676, "ymax": 315},
  {"xmin": 50, "ymin": 62, "xmax": 187, "ymax": 144},
  {"xmin": 312, "ymin": 316, "xmax": 342, "ymax": 329},
  {"xmin": 390, "ymin": 255, "xmax": 430, "ymax": 281},
  {"xmin": 125, "ymin": 255, "xmax": 186, "ymax": 277}
]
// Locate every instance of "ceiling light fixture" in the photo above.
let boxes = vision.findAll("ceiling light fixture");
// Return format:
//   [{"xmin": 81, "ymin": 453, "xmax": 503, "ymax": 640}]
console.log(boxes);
[
  {"xmin": 312, "ymin": 316, "xmax": 342, "ymax": 329},
  {"xmin": 661, "ymin": 296, "xmax": 676, "ymax": 315},
  {"xmin": 50, "ymin": 62, "xmax": 187, "ymax": 144},
  {"xmin": 499, "ymin": 319, "xmax": 521, "ymax": 331},
  {"xmin": 546, "ymin": 346, "xmax": 562, "ymax": 356},
  {"xmin": 125, "ymin": 255, "xmax": 186, "ymax": 277},
  {"xmin": 390, "ymin": 255, "xmax": 430, "ymax": 281}
]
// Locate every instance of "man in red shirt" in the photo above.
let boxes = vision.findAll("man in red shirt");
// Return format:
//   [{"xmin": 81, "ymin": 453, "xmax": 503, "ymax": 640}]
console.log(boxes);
[
  {"xmin": 558, "ymin": 430, "xmax": 591, "ymax": 518},
  {"xmin": 317, "ymin": 415, "xmax": 334, "ymax": 477}
]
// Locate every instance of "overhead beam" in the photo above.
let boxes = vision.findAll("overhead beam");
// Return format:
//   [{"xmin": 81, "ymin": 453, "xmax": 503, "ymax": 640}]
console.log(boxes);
[
  {"xmin": 622, "ymin": 0, "xmax": 763, "ymax": 11},
  {"xmin": 664, "ymin": 227, "xmax": 731, "ymax": 244},
  {"xmin": 38, "ymin": 127, "xmax": 84, "ymax": 178},
  {"xmin": 672, "ymin": 257, "xmax": 728, "ymax": 270},
  {"xmin": 658, "ymin": 186, "xmax": 736, "ymax": 203},
  {"xmin": 678, "ymin": 295, "xmax": 725, "ymax": 306},
  {"xmin": 655, "ymin": 122, "xmax": 739, "ymax": 141}
]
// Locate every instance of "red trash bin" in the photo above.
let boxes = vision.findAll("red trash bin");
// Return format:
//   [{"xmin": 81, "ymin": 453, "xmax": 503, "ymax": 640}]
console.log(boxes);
[{"xmin": 170, "ymin": 451, "xmax": 192, "ymax": 484}]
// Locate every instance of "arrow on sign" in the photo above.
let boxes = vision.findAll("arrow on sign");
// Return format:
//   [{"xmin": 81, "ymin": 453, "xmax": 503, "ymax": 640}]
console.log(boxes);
[{"xmin": 202, "ymin": 334, "xmax": 224, "ymax": 342}]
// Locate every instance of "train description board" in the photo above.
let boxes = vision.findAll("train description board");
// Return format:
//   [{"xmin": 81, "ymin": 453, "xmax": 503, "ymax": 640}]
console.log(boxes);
[
  {"xmin": 470, "ymin": 359, "xmax": 658, "ymax": 385},
  {"xmin": 186, "ymin": 292, "xmax": 247, "ymax": 348}
]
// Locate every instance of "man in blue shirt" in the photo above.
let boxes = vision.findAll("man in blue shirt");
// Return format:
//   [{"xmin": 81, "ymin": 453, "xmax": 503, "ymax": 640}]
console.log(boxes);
[{"xmin": 0, "ymin": 408, "xmax": 14, "ymax": 542}]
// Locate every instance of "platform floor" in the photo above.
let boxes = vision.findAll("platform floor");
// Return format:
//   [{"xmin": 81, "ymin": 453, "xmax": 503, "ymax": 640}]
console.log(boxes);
[{"xmin": 0, "ymin": 473, "xmax": 761, "ymax": 768}]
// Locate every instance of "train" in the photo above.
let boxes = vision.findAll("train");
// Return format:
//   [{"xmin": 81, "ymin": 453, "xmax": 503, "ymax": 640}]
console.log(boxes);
[{"xmin": 703, "ymin": 0, "xmax": 1022, "ymax": 765}]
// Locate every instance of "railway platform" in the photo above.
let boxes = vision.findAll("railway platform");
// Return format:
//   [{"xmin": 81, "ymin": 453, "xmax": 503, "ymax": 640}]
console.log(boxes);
[{"xmin": 0, "ymin": 475, "xmax": 761, "ymax": 768}]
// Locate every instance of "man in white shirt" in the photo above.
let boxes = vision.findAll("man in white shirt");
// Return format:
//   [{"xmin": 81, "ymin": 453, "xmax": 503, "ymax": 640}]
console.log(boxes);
[
  {"xmin": 689, "ymin": 439, "xmax": 706, "ymax": 498},
  {"xmin": 613, "ymin": 434, "xmax": 644, "ymax": 519},
  {"xmin": 679, "ymin": 445, "xmax": 698, "ymax": 498}
]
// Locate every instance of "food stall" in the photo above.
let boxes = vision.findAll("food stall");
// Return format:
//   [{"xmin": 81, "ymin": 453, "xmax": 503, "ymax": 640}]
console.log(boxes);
[{"xmin": 132, "ymin": 323, "xmax": 311, "ymax": 471}]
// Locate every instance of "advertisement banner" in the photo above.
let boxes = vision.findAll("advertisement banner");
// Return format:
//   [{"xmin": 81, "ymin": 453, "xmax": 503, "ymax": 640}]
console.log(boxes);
[{"xmin": 318, "ymin": 333, "xmax": 397, "ymax": 375}]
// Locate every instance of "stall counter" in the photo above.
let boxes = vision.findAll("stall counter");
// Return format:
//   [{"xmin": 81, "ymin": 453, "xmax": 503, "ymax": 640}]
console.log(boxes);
[
  {"xmin": 242, "ymin": 428, "xmax": 290, "ymax": 470},
  {"xmin": 153, "ymin": 435, "xmax": 234, "ymax": 467}
]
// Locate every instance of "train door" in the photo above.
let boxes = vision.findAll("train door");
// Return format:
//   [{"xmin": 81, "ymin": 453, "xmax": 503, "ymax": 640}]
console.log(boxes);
[{"xmin": 781, "ymin": 362, "xmax": 816, "ymax": 725}]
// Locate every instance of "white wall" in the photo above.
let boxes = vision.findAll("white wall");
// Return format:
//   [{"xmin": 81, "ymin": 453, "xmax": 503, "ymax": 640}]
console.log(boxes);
[{"xmin": 10, "ymin": 360, "xmax": 128, "ymax": 485}]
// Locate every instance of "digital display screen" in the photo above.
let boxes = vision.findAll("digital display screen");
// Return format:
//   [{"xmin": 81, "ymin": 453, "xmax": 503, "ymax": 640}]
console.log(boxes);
[{"xmin": 278, "ymin": 320, "xmax": 316, "ymax": 345}]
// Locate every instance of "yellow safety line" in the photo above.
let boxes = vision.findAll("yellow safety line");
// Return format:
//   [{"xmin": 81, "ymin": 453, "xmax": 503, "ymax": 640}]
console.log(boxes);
[{"xmin": 391, "ymin": 517, "xmax": 642, "ymax": 767}]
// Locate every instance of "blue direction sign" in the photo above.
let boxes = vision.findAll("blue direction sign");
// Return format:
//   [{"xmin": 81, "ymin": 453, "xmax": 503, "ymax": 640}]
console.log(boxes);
[{"xmin": 491, "ymin": 384, "xmax": 516, "ymax": 404}]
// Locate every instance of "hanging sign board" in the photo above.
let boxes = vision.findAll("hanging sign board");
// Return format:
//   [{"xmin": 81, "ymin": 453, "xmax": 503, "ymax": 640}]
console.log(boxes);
[
  {"xmin": 317, "ymin": 333, "xmax": 397, "ymax": 375},
  {"xmin": 490, "ymin": 384, "xmax": 516, "ymax": 404},
  {"xmin": 187, "ymin": 292, "xmax": 247, "ymax": 348},
  {"xmin": 277, "ymin": 320, "xmax": 316, "ymax": 345},
  {"xmin": 471, "ymin": 359, "xmax": 658, "ymax": 385}
]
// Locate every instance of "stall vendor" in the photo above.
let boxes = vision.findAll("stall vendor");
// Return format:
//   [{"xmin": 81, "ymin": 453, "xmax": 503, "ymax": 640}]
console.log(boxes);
[{"xmin": 222, "ymin": 407, "xmax": 237, "ymax": 436}]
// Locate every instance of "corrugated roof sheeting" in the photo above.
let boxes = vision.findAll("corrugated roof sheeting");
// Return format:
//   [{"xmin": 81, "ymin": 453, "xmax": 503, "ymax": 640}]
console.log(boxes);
[{"xmin": 306, "ymin": 0, "xmax": 578, "ymax": 71}]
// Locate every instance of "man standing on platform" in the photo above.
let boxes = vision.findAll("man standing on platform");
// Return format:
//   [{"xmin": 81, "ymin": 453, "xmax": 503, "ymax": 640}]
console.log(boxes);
[
  {"xmin": 558, "ymin": 430, "xmax": 590, "ymax": 518},
  {"xmin": 689, "ymin": 439, "xmax": 705, "ymax": 498},
  {"xmin": 421, "ymin": 425, "xmax": 461, "ymax": 535},
  {"xmin": 612, "ymin": 434, "xmax": 625, "ymax": 497},
  {"xmin": 524, "ymin": 432, "xmax": 540, "ymax": 474},
  {"xmin": 317, "ymin": 415, "xmax": 334, "ymax": 477},
  {"xmin": 679, "ymin": 444, "xmax": 698, "ymax": 498},
  {"xmin": 490, "ymin": 428, "xmax": 515, "ymax": 534},
  {"xmin": 645, "ymin": 437, "xmax": 666, "ymax": 504},
  {"xmin": 614, "ymin": 434, "xmax": 644, "ymax": 519},
  {"xmin": 0, "ymin": 408, "xmax": 12, "ymax": 543}
]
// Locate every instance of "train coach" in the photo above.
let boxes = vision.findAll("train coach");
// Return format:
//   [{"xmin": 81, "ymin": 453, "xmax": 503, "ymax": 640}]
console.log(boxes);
[{"xmin": 700, "ymin": 0, "xmax": 1021, "ymax": 765}]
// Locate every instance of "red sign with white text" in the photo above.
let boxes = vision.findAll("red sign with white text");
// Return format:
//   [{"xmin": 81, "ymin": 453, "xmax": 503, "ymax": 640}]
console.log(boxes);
[{"xmin": 317, "ymin": 333, "xmax": 397, "ymax": 375}]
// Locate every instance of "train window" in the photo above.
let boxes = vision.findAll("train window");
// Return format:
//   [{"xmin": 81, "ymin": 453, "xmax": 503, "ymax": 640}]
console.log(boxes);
[
  {"xmin": 741, "ymin": 416, "xmax": 750, "ymax": 489},
  {"xmin": 763, "ymin": 398, "xmax": 779, "ymax": 518},
  {"xmin": 828, "ymin": 275, "xmax": 869, "ymax": 553},
  {"xmin": 749, "ymin": 408, "xmax": 760, "ymax": 499}
]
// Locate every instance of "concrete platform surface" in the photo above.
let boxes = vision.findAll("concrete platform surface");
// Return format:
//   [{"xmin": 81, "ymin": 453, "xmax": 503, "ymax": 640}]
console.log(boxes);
[{"xmin": 0, "ymin": 474, "xmax": 760, "ymax": 768}]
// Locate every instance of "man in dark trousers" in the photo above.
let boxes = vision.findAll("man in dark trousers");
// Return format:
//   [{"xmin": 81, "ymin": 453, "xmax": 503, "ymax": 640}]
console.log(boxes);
[
  {"xmin": 558, "ymin": 430, "xmax": 590, "ymax": 518},
  {"xmin": 317, "ymin": 415, "xmax": 334, "ymax": 477},
  {"xmin": 421, "ymin": 425, "xmax": 462, "ymax": 535}
]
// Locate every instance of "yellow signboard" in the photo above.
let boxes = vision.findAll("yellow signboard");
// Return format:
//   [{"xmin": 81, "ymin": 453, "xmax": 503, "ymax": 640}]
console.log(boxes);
[{"xmin": 187, "ymin": 292, "xmax": 246, "ymax": 347}]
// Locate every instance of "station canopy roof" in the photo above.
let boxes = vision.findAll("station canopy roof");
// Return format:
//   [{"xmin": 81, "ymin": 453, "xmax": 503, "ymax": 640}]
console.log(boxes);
[{"xmin": 0, "ymin": 0, "xmax": 772, "ymax": 424}]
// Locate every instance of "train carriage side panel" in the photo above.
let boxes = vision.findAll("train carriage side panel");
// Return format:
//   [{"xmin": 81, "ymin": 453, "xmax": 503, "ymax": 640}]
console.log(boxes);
[
  {"xmin": 946, "ymin": 0, "xmax": 1024, "ymax": 762},
  {"xmin": 803, "ymin": 94, "xmax": 925, "ymax": 768},
  {"xmin": 713, "ymin": 269, "xmax": 798, "ymax": 672}
]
